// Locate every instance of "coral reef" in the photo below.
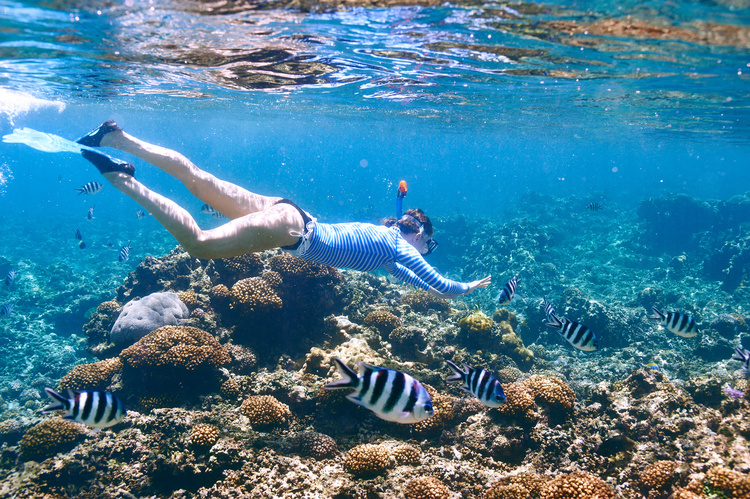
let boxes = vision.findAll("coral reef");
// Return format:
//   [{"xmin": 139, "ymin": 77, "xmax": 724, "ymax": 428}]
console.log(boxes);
[
  {"xmin": 363, "ymin": 308, "xmax": 401, "ymax": 334},
  {"xmin": 291, "ymin": 431, "xmax": 339, "ymax": 459},
  {"xmin": 189, "ymin": 423, "xmax": 221, "ymax": 448},
  {"xmin": 401, "ymin": 289, "xmax": 451, "ymax": 314},
  {"xmin": 19, "ymin": 419, "xmax": 86, "ymax": 462},
  {"xmin": 59, "ymin": 358, "xmax": 123, "ymax": 391},
  {"xmin": 240, "ymin": 395, "xmax": 290, "ymax": 429},
  {"xmin": 405, "ymin": 476, "xmax": 453, "ymax": 499},
  {"xmin": 343, "ymin": 443, "xmax": 393, "ymax": 478}
]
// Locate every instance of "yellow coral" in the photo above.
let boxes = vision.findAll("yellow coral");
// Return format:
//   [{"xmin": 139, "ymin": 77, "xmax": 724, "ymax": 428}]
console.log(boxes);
[
  {"xmin": 458, "ymin": 310, "xmax": 493, "ymax": 333},
  {"xmin": 343, "ymin": 444, "xmax": 393, "ymax": 478},
  {"xmin": 189, "ymin": 423, "xmax": 220, "ymax": 447},
  {"xmin": 404, "ymin": 476, "xmax": 453, "ymax": 499},
  {"xmin": 705, "ymin": 467, "xmax": 750, "ymax": 498},
  {"xmin": 120, "ymin": 325, "xmax": 230, "ymax": 371},
  {"xmin": 59, "ymin": 358, "xmax": 123, "ymax": 391},
  {"xmin": 19, "ymin": 419, "xmax": 86, "ymax": 461},
  {"xmin": 539, "ymin": 471, "xmax": 613, "ymax": 499},
  {"xmin": 240, "ymin": 395, "xmax": 290, "ymax": 429}
]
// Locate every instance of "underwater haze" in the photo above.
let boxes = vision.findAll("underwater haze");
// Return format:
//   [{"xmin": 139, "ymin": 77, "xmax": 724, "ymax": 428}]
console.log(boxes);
[{"xmin": 1, "ymin": 0, "xmax": 750, "ymax": 497}]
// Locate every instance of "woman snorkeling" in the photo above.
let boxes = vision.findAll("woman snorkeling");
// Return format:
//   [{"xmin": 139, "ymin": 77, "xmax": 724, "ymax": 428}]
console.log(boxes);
[{"xmin": 6, "ymin": 121, "xmax": 491, "ymax": 299}]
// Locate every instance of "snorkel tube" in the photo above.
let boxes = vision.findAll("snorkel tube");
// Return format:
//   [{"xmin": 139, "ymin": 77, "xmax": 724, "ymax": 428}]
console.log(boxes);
[{"xmin": 396, "ymin": 180, "xmax": 407, "ymax": 217}]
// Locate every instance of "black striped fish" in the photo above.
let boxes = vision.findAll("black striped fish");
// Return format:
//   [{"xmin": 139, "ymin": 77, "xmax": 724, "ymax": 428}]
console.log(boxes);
[
  {"xmin": 732, "ymin": 348, "xmax": 750, "ymax": 372},
  {"xmin": 75, "ymin": 227, "xmax": 86, "ymax": 249},
  {"xmin": 0, "ymin": 303, "xmax": 13, "ymax": 318},
  {"xmin": 546, "ymin": 313, "xmax": 598, "ymax": 351},
  {"xmin": 87, "ymin": 206, "xmax": 95, "ymax": 220},
  {"xmin": 200, "ymin": 203, "xmax": 226, "ymax": 219},
  {"xmin": 648, "ymin": 307, "xmax": 697, "ymax": 338},
  {"xmin": 495, "ymin": 275, "xmax": 519, "ymax": 305},
  {"xmin": 118, "ymin": 242, "xmax": 131, "ymax": 262},
  {"xmin": 4, "ymin": 269, "xmax": 15, "ymax": 287},
  {"xmin": 445, "ymin": 360, "xmax": 505, "ymax": 408},
  {"xmin": 42, "ymin": 388, "xmax": 126, "ymax": 429},
  {"xmin": 325, "ymin": 357, "xmax": 434, "ymax": 424},
  {"xmin": 75, "ymin": 181, "xmax": 103, "ymax": 195},
  {"xmin": 541, "ymin": 296, "xmax": 556, "ymax": 320},
  {"xmin": 136, "ymin": 209, "xmax": 146, "ymax": 220},
  {"xmin": 587, "ymin": 202, "xmax": 603, "ymax": 211}
]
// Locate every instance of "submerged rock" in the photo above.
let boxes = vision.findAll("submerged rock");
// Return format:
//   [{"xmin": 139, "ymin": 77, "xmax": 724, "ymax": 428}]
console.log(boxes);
[{"xmin": 110, "ymin": 291, "xmax": 190, "ymax": 347}]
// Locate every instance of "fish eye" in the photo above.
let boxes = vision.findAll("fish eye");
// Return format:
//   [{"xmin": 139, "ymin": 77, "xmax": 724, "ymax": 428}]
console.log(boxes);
[{"xmin": 424, "ymin": 403, "xmax": 434, "ymax": 414}]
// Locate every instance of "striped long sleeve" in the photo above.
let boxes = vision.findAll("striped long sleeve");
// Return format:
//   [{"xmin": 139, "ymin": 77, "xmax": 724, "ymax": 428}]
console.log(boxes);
[{"xmin": 298, "ymin": 222, "xmax": 470, "ymax": 295}]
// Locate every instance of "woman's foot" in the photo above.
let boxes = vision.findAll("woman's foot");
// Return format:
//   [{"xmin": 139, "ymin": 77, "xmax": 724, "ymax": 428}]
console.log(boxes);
[
  {"xmin": 81, "ymin": 149, "xmax": 135, "ymax": 176},
  {"xmin": 76, "ymin": 120, "xmax": 122, "ymax": 147}
]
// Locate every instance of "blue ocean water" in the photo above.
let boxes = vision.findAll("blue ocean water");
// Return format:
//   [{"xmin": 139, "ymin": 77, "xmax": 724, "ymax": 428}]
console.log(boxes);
[{"xmin": 0, "ymin": 0, "xmax": 748, "ymax": 396}]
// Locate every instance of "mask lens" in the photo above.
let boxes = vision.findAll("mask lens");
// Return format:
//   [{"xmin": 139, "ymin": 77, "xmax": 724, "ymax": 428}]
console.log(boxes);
[{"xmin": 425, "ymin": 239, "xmax": 438, "ymax": 255}]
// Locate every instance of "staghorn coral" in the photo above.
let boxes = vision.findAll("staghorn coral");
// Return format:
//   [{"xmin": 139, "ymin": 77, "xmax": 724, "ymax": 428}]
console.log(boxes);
[
  {"xmin": 539, "ymin": 471, "xmax": 614, "ymax": 499},
  {"xmin": 120, "ymin": 326, "xmax": 230, "ymax": 371},
  {"xmin": 189, "ymin": 423, "xmax": 221, "ymax": 447},
  {"xmin": 343, "ymin": 443, "xmax": 393, "ymax": 478},
  {"xmin": 484, "ymin": 473, "xmax": 547, "ymax": 499},
  {"xmin": 640, "ymin": 460, "xmax": 679, "ymax": 493},
  {"xmin": 19, "ymin": 419, "xmax": 86, "ymax": 462},
  {"xmin": 404, "ymin": 476, "xmax": 453, "ymax": 499},
  {"xmin": 59, "ymin": 358, "xmax": 123, "ymax": 391},
  {"xmin": 292, "ymin": 431, "xmax": 339, "ymax": 460},
  {"xmin": 363, "ymin": 308, "xmax": 401, "ymax": 335},
  {"xmin": 401, "ymin": 289, "xmax": 451, "ymax": 314},
  {"xmin": 240, "ymin": 395, "xmax": 290, "ymax": 429},
  {"xmin": 392, "ymin": 444, "xmax": 421, "ymax": 465},
  {"xmin": 230, "ymin": 277, "xmax": 283, "ymax": 312},
  {"xmin": 705, "ymin": 467, "xmax": 750, "ymax": 498}
]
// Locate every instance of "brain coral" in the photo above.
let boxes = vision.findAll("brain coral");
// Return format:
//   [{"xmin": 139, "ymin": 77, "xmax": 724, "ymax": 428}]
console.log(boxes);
[
  {"xmin": 189, "ymin": 423, "xmax": 221, "ymax": 447},
  {"xmin": 343, "ymin": 444, "xmax": 393, "ymax": 478},
  {"xmin": 120, "ymin": 325, "xmax": 230, "ymax": 371},
  {"xmin": 404, "ymin": 476, "xmax": 452, "ymax": 499},
  {"xmin": 230, "ymin": 277, "xmax": 283, "ymax": 312},
  {"xmin": 292, "ymin": 431, "xmax": 339, "ymax": 460},
  {"xmin": 401, "ymin": 290, "xmax": 451, "ymax": 313},
  {"xmin": 20, "ymin": 419, "xmax": 86, "ymax": 462},
  {"xmin": 363, "ymin": 309, "xmax": 401, "ymax": 335},
  {"xmin": 60, "ymin": 358, "xmax": 123, "ymax": 391},
  {"xmin": 240, "ymin": 395, "xmax": 290, "ymax": 429},
  {"xmin": 539, "ymin": 471, "xmax": 614, "ymax": 499}
]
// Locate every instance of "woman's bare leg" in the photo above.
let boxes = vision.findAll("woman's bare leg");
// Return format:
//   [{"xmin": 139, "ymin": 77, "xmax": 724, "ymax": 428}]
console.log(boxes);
[
  {"xmin": 96, "ymin": 126, "xmax": 274, "ymax": 220},
  {"xmin": 102, "ymin": 171, "xmax": 303, "ymax": 259}
]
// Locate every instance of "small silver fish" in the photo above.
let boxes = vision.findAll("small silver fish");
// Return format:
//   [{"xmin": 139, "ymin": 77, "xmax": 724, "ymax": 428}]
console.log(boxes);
[{"xmin": 75, "ymin": 181, "xmax": 103, "ymax": 195}]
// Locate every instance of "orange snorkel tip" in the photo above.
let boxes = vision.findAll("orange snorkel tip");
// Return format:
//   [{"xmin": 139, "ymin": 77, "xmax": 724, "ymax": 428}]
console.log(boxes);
[{"xmin": 398, "ymin": 180, "xmax": 407, "ymax": 197}]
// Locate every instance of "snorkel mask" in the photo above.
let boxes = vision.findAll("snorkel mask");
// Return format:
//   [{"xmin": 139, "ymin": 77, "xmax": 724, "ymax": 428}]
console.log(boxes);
[{"xmin": 400, "ymin": 214, "xmax": 438, "ymax": 255}]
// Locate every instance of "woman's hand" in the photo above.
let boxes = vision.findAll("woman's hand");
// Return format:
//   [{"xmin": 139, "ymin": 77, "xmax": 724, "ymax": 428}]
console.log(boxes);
[{"xmin": 429, "ymin": 275, "xmax": 491, "ymax": 299}]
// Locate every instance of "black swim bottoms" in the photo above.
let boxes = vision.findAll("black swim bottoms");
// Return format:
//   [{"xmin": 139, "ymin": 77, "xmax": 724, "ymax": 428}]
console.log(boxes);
[{"xmin": 275, "ymin": 198, "xmax": 313, "ymax": 251}]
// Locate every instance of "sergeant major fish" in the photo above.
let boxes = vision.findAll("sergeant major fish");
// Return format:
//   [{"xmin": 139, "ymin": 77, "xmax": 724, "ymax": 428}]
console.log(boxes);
[
  {"xmin": 0, "ymin": 304, "xmax": 13, "ymax": 318},
  {"xmin": 732, "ymin": 347, "xmax": 750, "ymax": 372},
  {"xmin": 201, "ymin": 203, "xmax": 226, "ymax": 219},
  {"xmin": 541, "ymin": 296, "xmax": 556, "ymax": 320},
  {"xmin": 118, "ymin": 242, "xmax": 131, "ymax": 262},
  {"xmin": 4, "ymin": 269, "xmax": 15, "ymax": 287},
  {"xmin": 495, "ymin": 275, "xmax": 519, "ymax": 305},
  {"xmin": 445, "ymin": 360, "xmax": 505, "ymax": 407},
  {"xmin": 75, "ymin": 227, "xmax": 86, "ymax": 249},
  {"xmin": 546, "ymin": 313, "xmax": 598, "ymax": 351},
  {"xmin": 42, "ymin": 387, "xmax": 126, "ymax": 429},
  {"xmin": 325, "ymin": 357, "xmax": 434, "ymax": 424},
  {"xmin": 136, "ymin": 209, "xmax": 146, "ymax": 220},
  {"xmin": 648, "ymin": 307, "xmax": 697, "ymax": 338},
  {"xmin": 87, "ymin": 206, "xmax": 95, "ymax": 221},
  {"xmin": 75, "ymin": 181, "xmax": 103, "ymax": 195}
]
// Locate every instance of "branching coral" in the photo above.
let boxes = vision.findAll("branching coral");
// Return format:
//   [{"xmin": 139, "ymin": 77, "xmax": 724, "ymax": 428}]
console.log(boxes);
[
  {"xmin": 230, "ymin": 277, "xmax": 283, "ymax": 312},
  {"xmin": 640, "ymin": 460, "xmax": 679, "ymax": 493},
  {"xmin": 343, "ymin": 444, "xmax": 393, "ymax": 478}
]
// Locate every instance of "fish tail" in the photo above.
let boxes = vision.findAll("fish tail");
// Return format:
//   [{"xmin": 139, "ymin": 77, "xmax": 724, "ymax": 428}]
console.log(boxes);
[
  {"xmin": 325, "ymin": 358, "xmax": 360, "ymax": 390},
  {"xmin": 41, "ymin": 387, "xmax": 69, "ymax": 413},
  {"xmin": 648, "ymin": 306, "xmax": 664, "ymax": 321},
  {"xmin": 445, "ymin": 360, "xmax": 465, "ymax": 383},
  {"xmin": 545, "ymin": 313, "xmax": 562, "ymax": 328}
]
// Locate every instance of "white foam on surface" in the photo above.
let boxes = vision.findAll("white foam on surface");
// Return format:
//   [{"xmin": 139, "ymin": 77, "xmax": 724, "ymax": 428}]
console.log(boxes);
[{"xmin": 0, "ymin": 88, "xmax": 65, "ymax": 125}]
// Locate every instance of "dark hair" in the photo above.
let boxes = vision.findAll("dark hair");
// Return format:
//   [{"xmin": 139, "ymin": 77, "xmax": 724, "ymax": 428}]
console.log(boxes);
[{"xmin": 382, "ymin": 208, "xmax": 434, "ymax": 236}]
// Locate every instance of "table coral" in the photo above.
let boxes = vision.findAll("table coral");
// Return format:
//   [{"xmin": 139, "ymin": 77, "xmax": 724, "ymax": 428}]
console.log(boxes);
[
  {"xmin": 404, "ymin": 476, "xmax": 453, "ymax": 499},
  {"xmin": 240, "ymin": 395, "xmax": 290, "ymax": 429},
  {"xmin": 343, "ymin": 443, "xmax": 393, "ymax": 478},
  {"xmin": 19, "ymin": 419, "xmax": 86, "ymax": 462}
]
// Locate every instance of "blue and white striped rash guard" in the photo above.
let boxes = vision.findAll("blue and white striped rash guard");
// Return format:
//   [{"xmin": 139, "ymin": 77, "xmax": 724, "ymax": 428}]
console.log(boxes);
[{"xmin": 296, "ymin": 222, "xmax": 470, "ymax": 295}]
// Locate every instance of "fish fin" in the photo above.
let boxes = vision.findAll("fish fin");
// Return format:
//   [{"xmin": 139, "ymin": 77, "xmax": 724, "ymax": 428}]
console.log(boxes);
[
  {"xmin": 648, "ymin": 306, "xmax": 664, "ymax": 321},
  {"xmin": 545, "ymin": 313, "xmax": 562, "ymax": 328},
  {"xmin": 444, "ymin": 360, "xmax": 465, "ymax": 383},
  {"xmin": 324, "ymin": 358, "xmax": 360, "ymax": 390},
  {"xmin": 87, "ymin": 428, "xmax": 101, "ymax": 436},
  {"xmin": 43, "ymin": 387, "xmax": 68, "ymax": 405},
  {"xmin": 41, "ymin": 403, "xmax": 65, "ymax": 414},
  {"xmin": 345, "ymin": 393, "xmax": 367, "ymax": 407}
]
